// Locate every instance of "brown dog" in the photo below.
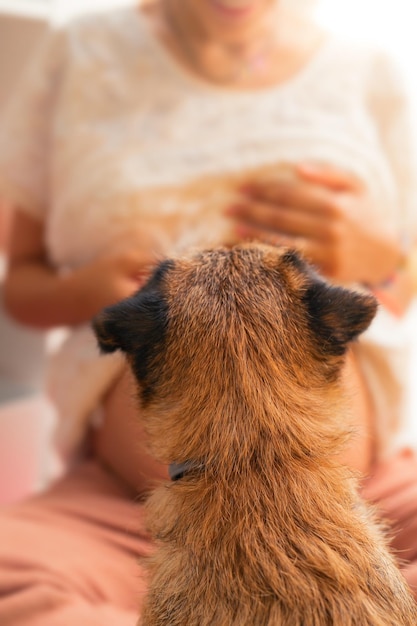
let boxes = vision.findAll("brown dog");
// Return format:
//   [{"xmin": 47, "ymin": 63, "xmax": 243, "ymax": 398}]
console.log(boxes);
[{"xmin": 93, "ymin": 243, "xmax": 417, "ymax": 625}]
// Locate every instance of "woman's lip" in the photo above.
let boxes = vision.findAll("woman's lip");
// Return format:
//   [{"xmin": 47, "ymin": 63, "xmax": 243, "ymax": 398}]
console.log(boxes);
[{"xmin": 208, "ymin": 0, "xmax": 257, "ymax": 18}]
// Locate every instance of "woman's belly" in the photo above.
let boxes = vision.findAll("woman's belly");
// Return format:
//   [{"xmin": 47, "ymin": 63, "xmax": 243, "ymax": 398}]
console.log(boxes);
[
  {"xmin": 94, "ymin": 350, "xmax": 375, "ymax": 494},
  {"xmin": 94, "ymin": 367, "xmax": 169, "ymax": 495}
]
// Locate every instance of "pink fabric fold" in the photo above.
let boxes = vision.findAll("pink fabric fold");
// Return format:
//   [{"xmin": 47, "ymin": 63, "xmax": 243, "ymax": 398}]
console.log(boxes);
[{"xmin": 0, "ymin": 461, "xmax": 153, "ymax": 626}]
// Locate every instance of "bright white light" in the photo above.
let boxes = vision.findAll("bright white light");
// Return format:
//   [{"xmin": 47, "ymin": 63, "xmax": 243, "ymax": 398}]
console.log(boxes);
[{"xmin": 315, "ymin": 0, "xmax": 417, "ymax": 92}]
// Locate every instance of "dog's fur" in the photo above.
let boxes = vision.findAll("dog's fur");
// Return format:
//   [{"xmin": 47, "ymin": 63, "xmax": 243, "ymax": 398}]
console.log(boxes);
[{"xmin": 93, "ymin": 243, "xmax": 417, "ymax": 625}]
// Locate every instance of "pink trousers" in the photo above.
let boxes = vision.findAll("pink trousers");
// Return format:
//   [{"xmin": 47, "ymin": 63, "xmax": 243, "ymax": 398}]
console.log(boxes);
[
  {"xmin": 1, "ymin": 450, "xmax": 417, "ymax": 625},
  {"xmin": 0, "ymin": 461, "xmax": 153, "ymax": 626}
]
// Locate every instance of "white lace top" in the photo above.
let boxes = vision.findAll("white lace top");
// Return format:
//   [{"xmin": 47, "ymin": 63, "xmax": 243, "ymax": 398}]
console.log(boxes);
[{"xmin": 0, "ymin": 8, "xmax": 415, "ymax": 456}]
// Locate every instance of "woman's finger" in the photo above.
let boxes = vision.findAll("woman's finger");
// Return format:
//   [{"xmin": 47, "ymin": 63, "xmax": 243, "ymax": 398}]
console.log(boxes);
[
  {"xmin": 228, "ymin": 200, "xmax": 326, "ymax": 238},
  {"xmin": 239, "ymin": 177, "xmax": 336, "ymax": 217},
  {"xmin": 296, "ymin": 163, "xmax": 364, "ymax": 192}
]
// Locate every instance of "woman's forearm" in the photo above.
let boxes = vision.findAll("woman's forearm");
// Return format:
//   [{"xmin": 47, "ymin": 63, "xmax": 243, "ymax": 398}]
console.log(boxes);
[
  {"xmin": 4, "ymin": 207, "xmax": 155, "ymax": 330},
  {"xmin": 3, "ymin": 260, "xmax": 101, "ymax": 329},
  {"xmin": 3, "ymin": 207, "xmax": 100, "ymax": 328}
]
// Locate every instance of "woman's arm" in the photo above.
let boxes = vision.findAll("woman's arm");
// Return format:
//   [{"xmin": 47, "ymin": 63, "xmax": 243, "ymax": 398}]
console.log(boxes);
[{"xmin": 4, "ymin": 209, "xmax": 155, "ymax": 329}]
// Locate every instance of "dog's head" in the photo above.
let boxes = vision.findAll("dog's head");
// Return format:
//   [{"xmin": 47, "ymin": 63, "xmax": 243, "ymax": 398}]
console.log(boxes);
[{"xmin": 93, "ymin": 244, "xmax": 376, "ymax": 465}]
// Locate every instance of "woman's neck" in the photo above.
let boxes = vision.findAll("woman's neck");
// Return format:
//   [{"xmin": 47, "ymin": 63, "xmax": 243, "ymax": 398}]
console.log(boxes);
[
  {"xmin": 163, "ymin": 1, "xmax": 275, "ymax": 86},
  {"xmin": 141, "ymin": 0, "xmax": 327, "ymax": 90}
]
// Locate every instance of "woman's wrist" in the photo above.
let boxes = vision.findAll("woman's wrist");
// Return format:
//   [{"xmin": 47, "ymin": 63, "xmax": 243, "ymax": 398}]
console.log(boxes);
[
  {"xmin": 362, "ymin": 233, "xmax": 408, "ymax": 289},
  {"xmin": 63, "ymin": 256, "xmax": 128, "ymax": 324},
  {"xmin": 60, "ymin": 265, "xmax": 103, "ymax": 325},
  {"xmin": 368, "ymin": 239, "xmax": 415, "ymax": 317},
  {"xmin": 377, "ymin": 246, "xmax": 408, "ymax": 288}
]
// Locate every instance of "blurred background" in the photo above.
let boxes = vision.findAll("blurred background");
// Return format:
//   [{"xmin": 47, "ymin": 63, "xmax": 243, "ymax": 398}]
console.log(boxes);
[{"xmin": 0, "ymin": 0, "xmax": 416, "ymax": 503}]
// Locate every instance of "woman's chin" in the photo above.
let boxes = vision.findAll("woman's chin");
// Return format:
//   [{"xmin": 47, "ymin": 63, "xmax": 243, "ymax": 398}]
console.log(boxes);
[
  {"xmin": 208, "ymin": 0, "xmax": 258, "ymax": 18},
  {"xmin": 201, "ymin": 0, "xmax": 275, "ymax": 39}
]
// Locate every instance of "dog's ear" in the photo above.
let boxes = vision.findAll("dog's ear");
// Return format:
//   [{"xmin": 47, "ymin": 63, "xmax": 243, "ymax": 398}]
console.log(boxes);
[
  {"xmin": 92, "ymin": 291, "xmax": 168, "ymax": 355},
  {"xmin": 303, "ymin": 275, "xmax": 377, "ymax": 356},
  {"xmin": 92, "ymin": 260, "xmax": 172, "ymax": 356}
]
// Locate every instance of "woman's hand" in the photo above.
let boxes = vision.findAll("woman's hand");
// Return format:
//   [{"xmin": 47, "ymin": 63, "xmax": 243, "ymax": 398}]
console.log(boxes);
[
  {"xmin": 78, "ymin": 244, "xmax": 157, "ymax": 314},
  {"xmin": 4, "ymin": 209, "xmax": 158, "ymax": 328},
  {"xmin": 226, "ymin": 164, "xmax": 404, "ymax": 286}
]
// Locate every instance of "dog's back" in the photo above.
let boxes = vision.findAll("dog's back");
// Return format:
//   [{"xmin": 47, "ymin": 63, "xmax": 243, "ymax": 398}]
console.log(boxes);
[{"xmin": 94, "ymin": 244, "xmax": 417, "ymax": 625}]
